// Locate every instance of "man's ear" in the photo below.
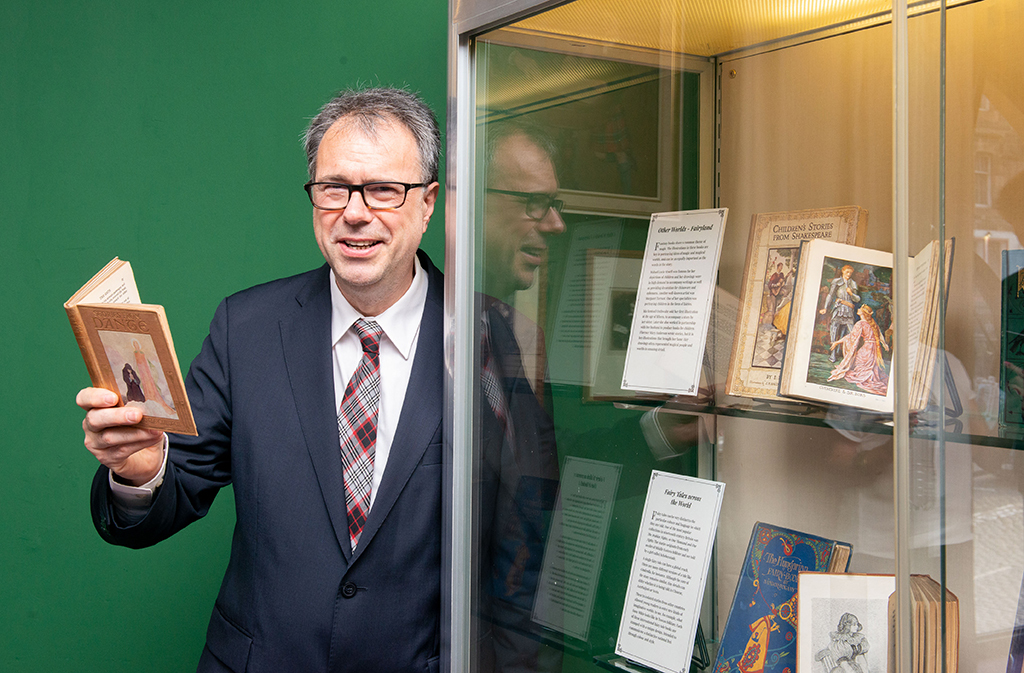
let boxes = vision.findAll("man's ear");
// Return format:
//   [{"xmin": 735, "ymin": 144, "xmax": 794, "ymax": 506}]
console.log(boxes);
[{"xmin": 421, "ymin": 181, "xmax": 440, "ymax": 230}]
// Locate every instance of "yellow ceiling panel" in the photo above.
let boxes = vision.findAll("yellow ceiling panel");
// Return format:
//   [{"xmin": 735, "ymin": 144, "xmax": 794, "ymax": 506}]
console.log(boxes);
[{"xmin": 497, "ymin": 0, "xmax": 956, "ymax": 57}]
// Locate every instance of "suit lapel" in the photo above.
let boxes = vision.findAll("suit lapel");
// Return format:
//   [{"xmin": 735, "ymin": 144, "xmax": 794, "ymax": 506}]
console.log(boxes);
[
  {"xmin": 280, "ymin": 266, "xmax": 354, "ymax": 562},
  {"xmin": 351, "ymin": 254, "xmax": 443, "ymax": 563}
]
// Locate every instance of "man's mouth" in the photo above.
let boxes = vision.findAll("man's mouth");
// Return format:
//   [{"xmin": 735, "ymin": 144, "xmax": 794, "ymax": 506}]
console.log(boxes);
[
  {"xmin": 520, "ymin": 245, "xmax": 545, "ymax": 264},
  {"xmin": 343, "ymin": 240, "xmax": 381, "ymax": 250}
]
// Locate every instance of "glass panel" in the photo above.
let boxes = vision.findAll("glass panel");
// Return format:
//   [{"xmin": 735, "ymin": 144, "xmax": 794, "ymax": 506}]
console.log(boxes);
[
  {"xmin": 460, "ymin": 0, "xmax": 1023, "ymax": 672},
  {"xmin": 470, "ymin": 2, "xmax": 899, "ymax": 672},
  {"xmin": 471, "ymin": 16, "xmax": 709, "ymax": 671},
  {"xmin": 911, "ymin": 1, "xmax": 1024, "ymax": 672}
]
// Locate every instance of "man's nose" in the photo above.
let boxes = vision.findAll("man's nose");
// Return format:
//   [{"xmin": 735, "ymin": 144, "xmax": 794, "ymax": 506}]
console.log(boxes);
[
  {"xmin": 538, "ymin": 208, "xmax": 565, "ymax": 235},
  {"xmin": 342, "ymin": 190, "xmax": 374, "ymax": 224}
]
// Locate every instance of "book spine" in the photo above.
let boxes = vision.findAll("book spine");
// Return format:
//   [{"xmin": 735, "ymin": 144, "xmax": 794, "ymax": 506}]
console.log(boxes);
[{"xmin": 65, "ymin": 304, "xmax": 106, "ymax": 388}]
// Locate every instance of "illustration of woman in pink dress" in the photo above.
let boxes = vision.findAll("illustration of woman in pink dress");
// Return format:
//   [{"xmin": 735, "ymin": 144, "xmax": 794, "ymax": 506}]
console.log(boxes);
[
  {"xmin": 132, "ymin": 338, "xmax": 176, "ymax": 415},
  {"xmin": 827, "ymin": 304, "xmax": 890, "ymax": 395}
]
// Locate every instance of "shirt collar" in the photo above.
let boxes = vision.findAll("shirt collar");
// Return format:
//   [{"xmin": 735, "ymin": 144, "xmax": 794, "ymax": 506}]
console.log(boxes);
[{"xmin": 329, "ymin": 255, "xmax": 426, "ymax": 359}]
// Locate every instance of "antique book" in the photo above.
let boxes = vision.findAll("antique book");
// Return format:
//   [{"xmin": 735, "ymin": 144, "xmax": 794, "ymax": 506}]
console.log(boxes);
[
  {"xmin": 1001, "ymin": 250, "xmax": 1024, "ymax": 429},
  {"xmin": 725, "ymin": 206, "xmax": 867, "ymax": 401},
  {"xmin": 886, "ymin": 574, "xmax": 959, "ymax": 673},
  {"xmin": 777, "ymin": 238, "xmax": 954, "ymax": 413},
  {"xmin": 712, "ymin": 522, "xmax": 852, "ymax": 673},
  {"xmin": 65, "ymin": 257, "xmax": 197, "ymax": 435},
  {"xmin": 797, "ymin": 573, "xmax": 895, "ymax": 673}
]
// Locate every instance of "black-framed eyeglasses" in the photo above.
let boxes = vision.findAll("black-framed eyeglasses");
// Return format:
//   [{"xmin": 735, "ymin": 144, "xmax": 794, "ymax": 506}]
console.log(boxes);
[
  {"xmin": 486, "ymin": 188, "xmax": 564, "ymax": 221},
  {"xmin": 304, "ymin": 181, "xmax": 428, "ymax": 211}
]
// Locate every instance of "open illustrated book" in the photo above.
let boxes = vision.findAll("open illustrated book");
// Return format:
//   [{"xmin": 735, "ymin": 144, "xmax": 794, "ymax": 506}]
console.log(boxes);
[
  {"xmin": 65, "ymin": 257, "xmax": 196, "ymax": 435},
  {"xmin": 777, "ymin": 238, "xmax": 954, "ymax": 413}
]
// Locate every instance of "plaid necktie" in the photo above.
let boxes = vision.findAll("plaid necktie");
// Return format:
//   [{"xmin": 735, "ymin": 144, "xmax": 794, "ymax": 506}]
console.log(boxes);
[
  {"xmin": 481, "ymin": 315, "xmax": 513, "ymax": 447},
  {"xmin": 338, "ymin": 318, "xmax": 384, "ymax": 550}
]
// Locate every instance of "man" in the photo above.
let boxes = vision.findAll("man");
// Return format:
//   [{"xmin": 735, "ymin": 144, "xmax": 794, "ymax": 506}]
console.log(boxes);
[
  {"xmin": 483, "ymin": 123, "xmax": 566, "ymax": 302},
  {"xmin": 820, "ymin": 264, "xmax": 860, "ymax": 362},
  {"xmin": 477, "ymin": 122, "xmax": 565, "ymax": 672},
  {"xmin": 77, "ymin": 88, "xmax": 443, "ymax": 672}
]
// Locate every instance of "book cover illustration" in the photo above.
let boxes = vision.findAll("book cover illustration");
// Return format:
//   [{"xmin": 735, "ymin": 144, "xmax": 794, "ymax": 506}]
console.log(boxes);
[
  {"xmin": 1001, "ymin": 250, "xmax": 1024, "ymax": 428},
  {"xmin": 725, "ymin": 206, "xmax": 866, "ymax": 401},
  {"xmin": 805, "ymin": 256, "xmax": 893, "ymax": 397},
  {"xmin": 753, "ymin": 248, "xmax": 799, "ymax": 364},
  {"xmin": 75, "ymin": 303, "xmax": 196, "ymax": 435},
  {"xmin": 712, "ymin": 522, "xmax": 851, "ymax": 673}
]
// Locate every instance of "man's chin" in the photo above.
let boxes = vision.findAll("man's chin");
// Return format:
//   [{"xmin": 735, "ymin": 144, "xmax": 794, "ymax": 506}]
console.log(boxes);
[{"xmin": 513, "ymin": 271, "xmax": 537, "ymax": 292}]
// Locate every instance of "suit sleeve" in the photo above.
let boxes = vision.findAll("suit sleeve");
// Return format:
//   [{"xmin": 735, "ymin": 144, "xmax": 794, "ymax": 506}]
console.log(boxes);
[{"xmin": 91, "ymin": 297, "xmax": 235, "ymax": 549}]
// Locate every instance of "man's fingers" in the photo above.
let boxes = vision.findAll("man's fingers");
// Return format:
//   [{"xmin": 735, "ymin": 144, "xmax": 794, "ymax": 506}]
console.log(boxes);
[
  {"xmin": 83, "ymin": 405, "xmax": 146, "ymax": 434},
  {"xmin": 76, "ymin": 387, "xmax": 120, "ymax": 411},
  {"xmin": 84, "ymin": 420, "xmax": 162, "ymax": 450},
  {"xmin": 85, "ymin": 432, "xmax": 163, "ymax": 461}
]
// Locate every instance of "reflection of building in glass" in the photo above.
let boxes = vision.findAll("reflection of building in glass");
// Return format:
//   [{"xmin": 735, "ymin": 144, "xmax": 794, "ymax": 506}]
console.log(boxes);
[
  {"xmin": 969, "ymin": 92, "xmax": 1024, "ymax": 396},
  {"xmin": 973, "ymin": 94, "xmax": 1024, "ymax": 274}
]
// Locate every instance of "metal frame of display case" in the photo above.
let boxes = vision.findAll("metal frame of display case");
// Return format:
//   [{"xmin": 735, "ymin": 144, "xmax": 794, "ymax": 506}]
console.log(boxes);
[{"xmin": 447, "ymin": 1, "xmax": 929, "ymax": 672}]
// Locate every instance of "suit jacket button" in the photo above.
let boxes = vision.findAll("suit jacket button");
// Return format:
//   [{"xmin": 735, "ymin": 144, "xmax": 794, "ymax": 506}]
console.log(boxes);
[{"xmin": 341, "ymin": 582, "xmax": 358, "ymax": 599}]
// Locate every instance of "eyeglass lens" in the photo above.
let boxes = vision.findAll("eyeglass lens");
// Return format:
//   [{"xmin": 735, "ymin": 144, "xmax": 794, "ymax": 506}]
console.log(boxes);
[
  {"xmin": 310, "ymin": 182, "xmax": 409, "ymax": 210},
  {"xmin": 525, "ymin": 194, "xmax": 563, "ymax": 220}
]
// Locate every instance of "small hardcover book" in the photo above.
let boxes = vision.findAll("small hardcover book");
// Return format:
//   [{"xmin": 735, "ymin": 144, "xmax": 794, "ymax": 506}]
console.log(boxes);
[
  {"xmin": 712, "ymin": 522, "xmax": 852, "ymax": 673},
  {"xmin": 725, "ymin": 206, "xmax": 867, "ymax": 402},
  {"xmin": 65, "ymin": 257, "xmax": 197, "ymax": 435},
  {"xmin": 1001, "ymin": 250, "xmax": 1024, "ymax": 429},
  {"xmin": 777, "ymin": 238, "xmax": 953, "ymax": 413},
  {"xmin": 886, "ymin": 574, "xmax": 959, "ymax": 673}
]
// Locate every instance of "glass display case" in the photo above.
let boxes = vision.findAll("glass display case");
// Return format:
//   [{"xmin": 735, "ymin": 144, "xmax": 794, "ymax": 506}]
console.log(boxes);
[{"xmin": 445, "ymin": 1, "xmax": 1024, "ymax": 672}]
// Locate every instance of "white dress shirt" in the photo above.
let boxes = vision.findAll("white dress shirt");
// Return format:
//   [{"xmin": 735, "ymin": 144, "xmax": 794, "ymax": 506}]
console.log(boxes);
[
  {"xmin": 110, "ymin": 257, "xmax": 427, "ymax": 519},
  {"xmin": 329, "ymin": 255, "xmax": 425, "ymax": 508}
]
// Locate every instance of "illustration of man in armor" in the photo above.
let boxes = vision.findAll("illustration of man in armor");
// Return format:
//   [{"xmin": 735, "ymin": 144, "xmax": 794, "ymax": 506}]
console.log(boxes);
[{"xmin": 819, "ymin": 265, "xmax": 860, "ymax": 362}]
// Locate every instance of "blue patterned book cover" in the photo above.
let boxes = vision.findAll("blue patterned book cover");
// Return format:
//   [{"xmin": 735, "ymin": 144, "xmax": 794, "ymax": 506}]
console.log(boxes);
[{"xmin": 712, "ymin": 522, "xmax": 852, "ymax": 673}]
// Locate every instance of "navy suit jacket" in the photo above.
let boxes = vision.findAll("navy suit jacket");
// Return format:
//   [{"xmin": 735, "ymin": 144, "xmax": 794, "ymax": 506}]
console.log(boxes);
[{"xmin": 92, "ymin": 251, "xmax": 444, "ymax": 673}]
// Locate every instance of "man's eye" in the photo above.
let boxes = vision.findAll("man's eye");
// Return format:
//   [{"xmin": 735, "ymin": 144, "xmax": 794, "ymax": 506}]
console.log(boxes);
[
  {"xmin": 367, "ymin": 184, "xmax": 401, "ymax": 198},
  {"xmin": 321, "ymin": 184, "xmax": 348, "ymax": 197}
]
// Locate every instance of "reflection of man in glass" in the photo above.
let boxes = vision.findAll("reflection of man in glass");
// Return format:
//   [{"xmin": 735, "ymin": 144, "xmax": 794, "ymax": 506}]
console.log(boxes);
[
  {"xmin": 820, "ymin": 265, "xmax": 860, "ymax": 362},
  {"xmin": 484, "ymin": 124, "xmax": 566, "ymax": 300},
  {"xmin": 479, "ymin": 122, "xmax": 565, "ymax": 672}
]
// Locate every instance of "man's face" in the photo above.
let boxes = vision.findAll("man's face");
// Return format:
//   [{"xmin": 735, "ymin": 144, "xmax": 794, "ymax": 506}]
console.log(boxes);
[
  {"xmin": 484, "ymin": 133, "xmax": 565, "ymax": 297},
  {"xmin": 842, "ymin": 267, "xmax": 853, "ymax": 280},
  {"xmin": 313, "ymin": 118, "xmax": 438, "ymax": 316}
]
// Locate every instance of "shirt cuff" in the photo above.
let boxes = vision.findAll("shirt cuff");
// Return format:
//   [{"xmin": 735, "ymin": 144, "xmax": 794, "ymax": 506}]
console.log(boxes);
[
  {"xmin": 640, "ymin": 407, "xmax": 676, "ymax": 461},
  {"xmin": 108, "ymin": 434, "xmax": 168, "ymax": 523}
]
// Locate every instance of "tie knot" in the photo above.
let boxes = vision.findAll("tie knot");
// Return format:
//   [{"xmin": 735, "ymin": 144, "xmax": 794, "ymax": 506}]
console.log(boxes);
[{"xmin": 353, "ymin": 319, "xmax": 383, "ymax": 354}]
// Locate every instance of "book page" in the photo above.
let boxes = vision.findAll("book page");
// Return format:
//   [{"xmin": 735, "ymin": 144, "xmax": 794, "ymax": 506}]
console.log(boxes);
[
  {"xmin": 585, "ymin": 252, "xmax": 643, "ymax": 396},
  {"xmin": 78, "ymin": 262, "xmax": 141, "ymax": 305},
  {"xmin": 532, "ymin": 457, "xmax": 622, "ymax": 640},
  {"xmin": 621, "ymin": 209, "xmax": 728, "ymax": 395},
  {"xmin": 548, "ymin": 221, "xmax": 623, "ymax": 385},
  {"xmin": 778, "ymin": 239, "xmax": 894, "ymax": 413},
  {"xmin": 905, "ymin": 241, "xmax": 935, "ymax": 394},
  {"xmin": 615, "ymin": 472, "xmax": 724, "ymax": 673},
  {"xmin": 711, "ymin": 287, "xmax": 740, "ymax": 388}
]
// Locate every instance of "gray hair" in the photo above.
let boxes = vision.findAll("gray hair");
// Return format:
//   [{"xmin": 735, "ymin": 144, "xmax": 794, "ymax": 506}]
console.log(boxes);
[
  {"xmin": 304, "ymin": 87, "xmax": 441, "ymax": 183},
  {"xmin": 484, "ymin": 119, "xmax": 558, "ymax": 183}
]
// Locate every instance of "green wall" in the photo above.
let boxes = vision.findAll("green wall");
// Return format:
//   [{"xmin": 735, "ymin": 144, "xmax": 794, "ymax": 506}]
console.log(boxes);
[{"xmin": 0, "ymin": 1, "xmax": 447, "ymax": 670}]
